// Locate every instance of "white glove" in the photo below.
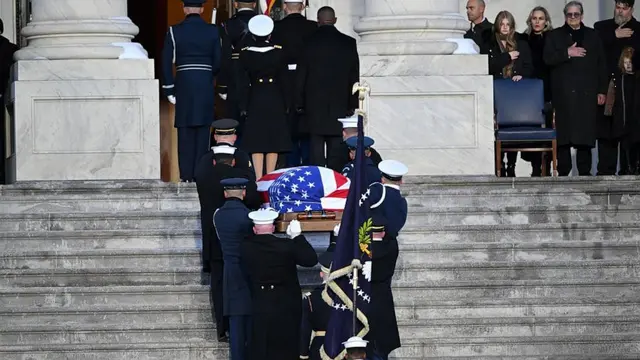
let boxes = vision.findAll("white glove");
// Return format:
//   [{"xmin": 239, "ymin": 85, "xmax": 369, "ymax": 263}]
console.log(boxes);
[
  {"xmin": 286, "ymin": 220, "xmax": 302, "ymax": 239},
  {"xmin": 333, "ymin": 223, "xmax": 341, "ymax": 236},
  {"xmin": 167, "ymin": 95, "xmax": 176, "ymax": 104},
  {"xmin": 218, "ymin": 93, "xmax": 228, "ymax": 100}
]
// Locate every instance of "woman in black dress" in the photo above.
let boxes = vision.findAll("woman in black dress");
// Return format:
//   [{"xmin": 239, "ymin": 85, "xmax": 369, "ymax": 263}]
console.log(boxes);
[
  {"xmin": 521, "ymin": 6, "xmax": 554, "ymax": 176},
  {"xmin": 481, "ymin": 10, "xmax": 533, "ymax": 177},
  {"xmin": 238, "ymin": 15, "xmax": 291, "ymax": 179}
]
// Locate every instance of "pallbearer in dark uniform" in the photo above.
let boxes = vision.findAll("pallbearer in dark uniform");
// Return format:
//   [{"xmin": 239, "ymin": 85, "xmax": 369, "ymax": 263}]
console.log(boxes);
[
  {"xmin": 364, "ymin": 213, "xmax": 400, "ymax": 360},
  {"xmin": 299, "ymin": 248, "xmax": 334, "ymax": 360},
  {"xmin": 272, "ymin": 0, "xmax": 318, "ymax": 167},
  {"xmin": 218, "ymin": 0, "xmax": 257, "ymax": 142},
  {"xmin": 342, "ymin": 136, "xmax": 381, "ymax": 187},
  {"xmin": 368, "ymin": 160, "xmax": 409, "ymax": 238},
  {"xmin": 162, "ymin": 0, "xmax": 222, "ymax": 182},
  {"xmin": 213, "ymin": 178, "xmax": 254, "ymax": 360},
  {"xmin": 195, "ymin": 118, "xmax": 255, "ymax": 180},
  {"xmin": 240, "ymin": 215, "xmax": 318, "ymax": 360},
  {"xmin": 238, "ymin": 15, "xmax": 292, "ymax": 179},
  {"xmin": 337, "ymin": 115, "xmax": 383, "ymax": 168}
]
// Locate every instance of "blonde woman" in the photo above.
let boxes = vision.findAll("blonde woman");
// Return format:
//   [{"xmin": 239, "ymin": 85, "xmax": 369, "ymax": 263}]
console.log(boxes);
[
  {"xmin": 482, "ymin": 10, "xmax": 533, "ymax": 176},
  {"xmin": 522, "ymin": 6, "xmax": 554, "ymax": 176}
]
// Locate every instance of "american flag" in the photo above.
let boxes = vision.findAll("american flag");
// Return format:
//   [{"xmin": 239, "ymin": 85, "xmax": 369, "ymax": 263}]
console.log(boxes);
[
  {"xmin": 259, "ymin": 0, "xmax": 277, "ymax": 15},
  {"xmin": 256, "ymin": 166, "xmax": 350, "ymax": 213}
]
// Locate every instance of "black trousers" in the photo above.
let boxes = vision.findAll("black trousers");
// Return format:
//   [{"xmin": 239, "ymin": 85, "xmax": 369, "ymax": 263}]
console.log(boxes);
[
  {"xmin": 309, "ymin": 134, "xmax": 343, "ymax": 172},
  {"xmin": 598, "ymin": 139, "xmax": 621, "ymax": 175},
  {"xmin": 624, "ymin": 142, "xmax": 640, "ymax": 174},
  {"xmin": 558, "ymin": 145, "xmax": 592, "ymax": 176},
  {"xmin": 177, "ymin": 126, "xmax": 210, "ymax": 181},
  {"xmin": 0, "ymin": 106, "xmax": 5, "ymax": 184},
  {"xmin": 209, "ymin": 258, "xmax": 227, "ymax": 338}
]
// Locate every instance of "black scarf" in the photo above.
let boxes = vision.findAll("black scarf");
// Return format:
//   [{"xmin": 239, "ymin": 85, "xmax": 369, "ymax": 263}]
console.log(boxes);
[{"xmin": 562, "ymin": 22, "xmax": 585, "ymax": 47}]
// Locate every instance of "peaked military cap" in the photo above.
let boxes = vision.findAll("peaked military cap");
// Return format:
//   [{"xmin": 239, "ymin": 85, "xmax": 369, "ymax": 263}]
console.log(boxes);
[
  {"xmin": 220, "ymin": 177, "xmax": 249, "ymax": 190},
  {"xmin": 343, "ymin": 336, "xmax": 368, "ymax": 349},
  {"xmin": 248, "ymin": 14, "xmax": 274, "ymax": 37},
  {"xmin": 211, "ymin": 118, "xmax": 239, "ymax": 135},
  {"xmin": 345, "ymin": 136, "xmax": 374, "ymax": 150},
  {"xmin": 248, "ymin": 208, "xmax": 279, "ymax": 225},
  {"xmin": 212, "ymin": 145, "xmax": 236, "ymax": 155},
  {"xmin": 182, "ymin": 0, "xmax": 206, "ymax": 6},
  {"xmin": 338, "ymin": 114, "xmax": 358, "ymax": 129},
  {"xmin": 378, "ymin": 160, "xmax": 408, "ymax": 181}
]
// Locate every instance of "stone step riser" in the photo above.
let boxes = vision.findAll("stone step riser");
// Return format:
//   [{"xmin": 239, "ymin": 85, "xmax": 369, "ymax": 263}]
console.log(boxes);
[
  {"xmin": 0, "ymin": 218, "xmax": 197, "ymax": 232},
  {"xmin": 0, "ymin": 328, "xmax": 215, "ymax": 346},
  {"xmin": 400, "ymin": 229, "xmax": 640, "ymax": 244},
  {"xmin": 4, "ymin": 264, "xmax": 638, "ymax": 288},
  {"xmin": 1, "ymin": 310, "xmax": 212, "ymax": 327},
  {"xmin": 0, "ymin": 198, "xmax": 198, "ymax": 214},
  {"xmin": 0, "ymin": 255, "xmax": 202, "ymax": 270},
  {"xmin": 0, "ymin": 292, "xmax": 210, "ymax": 308},
  {"xmin": 0, "ymin": 349, "xmax": 228, "ymax": 360},
  {"xmin": 0, "ymin": 236, "xmax": 202, "ymax": 252}
]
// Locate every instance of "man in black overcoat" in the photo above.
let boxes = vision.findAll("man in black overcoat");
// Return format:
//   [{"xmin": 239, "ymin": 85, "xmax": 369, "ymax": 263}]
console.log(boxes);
[
  {"xmin": 217, "ymin": 0, "xmax": 256, "ymax": 145},
  {"xmin": 464, "ymin": 0, "xmax": 492, "ymax": 49},
  {"xmin": 544, "ymin": 2, "xmax": 608, "ymax": 176},
  {"xmin": 594, "ymin": 0, "xmax": 640, "ymax": 175},
  {"xmin": 296, "ymin": 6, "xmax": 359, "ymax": 172},
  {"xmin": 240, "ymin": 215, "xmax": 318, "ymax": 360},
  {"xmin": 0, "ymin": 18, "xmax": 18, "ymax": 184},
  {"xmin": 271, "ymin": 0, "xmax": 318, "ymax": 167}
]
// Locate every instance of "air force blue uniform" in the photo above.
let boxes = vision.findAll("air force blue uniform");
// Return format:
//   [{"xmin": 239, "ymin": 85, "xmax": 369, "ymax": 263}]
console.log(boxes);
[
  {"xmin": 342, "ymin": 136, "xmax": 382, "ymax": 187},
  {"xmin": 213, "ymin": 182, "xmax": 253, "ymax": 360},
  {"xmin": 162, "ymin": 10, "xmax": 222, "ymax": 181},
  {"xmin": 368, "ymin": 183, "xmax": 407, "ymax": 238}
]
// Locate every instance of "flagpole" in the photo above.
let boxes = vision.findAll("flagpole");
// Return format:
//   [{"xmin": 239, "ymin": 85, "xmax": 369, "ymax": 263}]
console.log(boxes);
[{"xmin": 351, "ymin": 261, "xmax": 360, "ymax": 334}]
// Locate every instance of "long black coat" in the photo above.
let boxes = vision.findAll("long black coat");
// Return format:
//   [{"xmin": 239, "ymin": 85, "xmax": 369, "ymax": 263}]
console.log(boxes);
[
  {"xmin": 482, "ymin": 32, "xmax": 533, "ymax": 79},
  {"xmin": 299, "ymin": 287, "xmax": 332, "ymax": 360},
  {"xmin": 544, "ymin": 24, "xmax": 608, "ymax": 147},
  {"xmin": 296, "ymin": 26, "xmax": 359, "ymax": 136},
  {"xmin": 527, "ymin": 31, "xmax": 552, "ymax": 102},
  {"xmin": 240, "ymin": 233, "xmax": 317, "ymax": 360}
]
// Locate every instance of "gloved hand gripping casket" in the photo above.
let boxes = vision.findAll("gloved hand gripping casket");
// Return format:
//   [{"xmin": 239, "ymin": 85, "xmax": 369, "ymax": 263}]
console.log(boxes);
[{"xmin": 256, "ymin": 166, "xmax": 350, "ymax": 232}]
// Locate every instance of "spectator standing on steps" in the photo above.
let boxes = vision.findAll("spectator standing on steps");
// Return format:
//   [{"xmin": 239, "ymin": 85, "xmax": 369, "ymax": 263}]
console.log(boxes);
[
  {"xmin": 464, "ymin": 0, "xmax": 492, "ymax": 49},
  {"xmin": 0, "ymin": 18, "xmax": 18, "ymax": 185}
]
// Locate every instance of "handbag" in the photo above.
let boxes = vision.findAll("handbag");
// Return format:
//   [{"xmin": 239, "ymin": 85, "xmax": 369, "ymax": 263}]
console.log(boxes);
[{"xmin": 604, "ymin": 78, "xmax": 615, "ymax": 116}]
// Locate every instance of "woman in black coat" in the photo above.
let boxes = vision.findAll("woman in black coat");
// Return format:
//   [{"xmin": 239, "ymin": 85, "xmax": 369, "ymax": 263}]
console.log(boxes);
[
  {"xmin": 612, "ymin": 47, "xmax": 640, "ymax": 174},
  {"xmin": 482, "ymin": 10, "xmax": 533, "ymax": 177},
  {"xmin": 520, "ymin": 6, "xmax": 554, "ymax": 176}
]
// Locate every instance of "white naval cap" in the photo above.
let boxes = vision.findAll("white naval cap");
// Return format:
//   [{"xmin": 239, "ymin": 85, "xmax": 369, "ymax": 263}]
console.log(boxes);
[
  {"xmin": 212, "ymin": 145, "xmax": 236, "ymax": 155},
  {"xmin": 248, "ymin": 208, "xmax": 279, "ymax": 225},
  {"xmin": 248, "ymin": 14, "xmax": 274, "ymax": 37},
  {"xmin": 337, "ymin": 114, "xmax": 358, "ymax": 129},
  {"xmin": 378, "ymin": 160, "xmax": 408, "ymax": 180},
  {"xmin": 342, "ymin": 336, "xmax": 368, "ymax": 349}
]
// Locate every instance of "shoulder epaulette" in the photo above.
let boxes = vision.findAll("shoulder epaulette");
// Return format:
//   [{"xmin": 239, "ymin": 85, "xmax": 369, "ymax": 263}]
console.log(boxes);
[
  {"xmin": 302, "ymin": 291, "xmax": 311, "ymax": 299},
  {"xmin": 241, "ymin": 47, "xmax": 249, "ymax": 51},
  {"xmin": 274, "ymin": 45, "xmax": 283, "ymax": 49}
]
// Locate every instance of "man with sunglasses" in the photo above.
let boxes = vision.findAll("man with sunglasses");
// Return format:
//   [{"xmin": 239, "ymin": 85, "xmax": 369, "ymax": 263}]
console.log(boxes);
[{"xmin": 543, "ymin": 1, "xmax": 608, "ymax": 176}]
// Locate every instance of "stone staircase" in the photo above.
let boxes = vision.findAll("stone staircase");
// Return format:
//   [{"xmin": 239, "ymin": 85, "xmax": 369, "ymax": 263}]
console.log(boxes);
[{"xmin": 1, "ymin": 177, "xmax": 640, "ymax": 359}]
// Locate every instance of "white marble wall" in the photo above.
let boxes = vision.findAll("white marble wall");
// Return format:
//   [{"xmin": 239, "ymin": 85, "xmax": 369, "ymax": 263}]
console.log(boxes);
[{"xmin": 0, "ymin": 0, "xmax": 17, "ymax": 43}]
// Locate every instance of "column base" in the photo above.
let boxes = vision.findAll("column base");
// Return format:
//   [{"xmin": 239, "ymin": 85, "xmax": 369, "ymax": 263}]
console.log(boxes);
[
  {"xmin": 362, "ymin": 55, "xmax": 494, "ymax": 176},
  {"xmin": 9, "ymin": 60, "xmax": 160, "ymax": 181}
]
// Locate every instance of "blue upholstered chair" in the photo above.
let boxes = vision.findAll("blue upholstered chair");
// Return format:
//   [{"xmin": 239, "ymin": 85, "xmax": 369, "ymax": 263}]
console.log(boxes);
[{"xmin": 494, "ymin": 78, "xmax": 557, "ymax": 176}]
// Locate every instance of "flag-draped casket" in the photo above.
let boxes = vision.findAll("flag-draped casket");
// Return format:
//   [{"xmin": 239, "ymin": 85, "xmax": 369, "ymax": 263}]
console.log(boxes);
[{"xmin": 256, "ymin": 166, "xmax": 350, "ymax": 232}]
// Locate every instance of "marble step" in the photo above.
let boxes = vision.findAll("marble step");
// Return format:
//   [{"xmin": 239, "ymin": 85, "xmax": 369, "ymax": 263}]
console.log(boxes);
[
  {"xmin": 2, "ymin": 260, "xmax": 638, "ymax": 287},
  {"xmin": 0, "ymin": 343, "xmax": 228, "ymax": 360},
  {"xmin": 4, "ymin": 298, "xmax": 638, "ymax": 327},
  {"xmin": 0, "ymin": 323, "xmax": 216, "ymax": 346},
  {"xmin": 397, "ymin": 334, "xmax": 640, "ymax": 359},
  {"xmin": 4, "ymin": 205, "xmax": 640, "ymax": 232}
]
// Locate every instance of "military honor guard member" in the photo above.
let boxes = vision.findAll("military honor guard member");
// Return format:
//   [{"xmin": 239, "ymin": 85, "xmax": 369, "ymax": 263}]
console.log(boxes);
[
  {"xmin": 240, "ymin": 214, "xmax": 318, "ymax": 360},
  {"xmin": 218, "ymin": 0, "xmax": 257, "ymax": 139},
  {"xmin": 337, "ymin": 115, "xmax": 383, "ymax": 168},
  {"xmin": 213, "ymin": 178, "xmax": 254, "ymax": 359},
  {"xmin": 364, "ymin": 213, "xmax": 400, "ymax": 360},
  {"xmin": 271, "ymin": 0, "xmax": 318, "ymax": 167},
  {"xmin": 195, "ymin": 118, "xmax": 255, "ymax": 181},
  {"xmin": 162, "ymin": 0, "xmax": 222, "ymax": 182},
  {"xmin": 343, "ymin": 336, "xmax": 369, "ymax": 360},
  {"xmin": 342, "ymin": 136, "xmax": 382, "ymax": 187},
  {"xmin": 299, "ymin": 247, "xmax": 334, "ymax": 360},
  {"xmin": 368, "ymin": 160, "xmax": 409, "ymax": 238},
  {"xmin": 238, "ymin": 15, "xmax": 292, "ymax": 179}
]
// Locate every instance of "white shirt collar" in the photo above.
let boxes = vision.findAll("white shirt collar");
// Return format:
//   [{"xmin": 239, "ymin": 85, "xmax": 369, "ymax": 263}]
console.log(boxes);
[
  {"xmin": 383, "ymin": 184, "xmax": 400, "ymax": 190},
  {"xmin": 238, "ymin": 8, "xmax": 253, "ymax": 12}
]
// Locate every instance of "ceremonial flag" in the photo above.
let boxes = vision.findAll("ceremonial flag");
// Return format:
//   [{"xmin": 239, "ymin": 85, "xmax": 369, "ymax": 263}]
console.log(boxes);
[
  {"xmin": 259, "ymin": 0, "xmax": 277, "ymax": 15},
  {"xmin": 257, "ymin": 166, "xmax": 350, "ymax": 212},
  {"xmin": 320, "ymin": 113, "xmax": 373, "ymax": 360}
]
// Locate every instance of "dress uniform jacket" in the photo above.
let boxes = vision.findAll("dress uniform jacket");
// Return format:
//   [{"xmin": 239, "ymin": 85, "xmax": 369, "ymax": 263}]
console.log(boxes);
[
  {"xmin": 337, "ymin": 142, "xmax": 382, "ymax": 170},
  {"xmin": 194, "ymin": 142, "xmax": 255, "ymax": 182},
  {"xmin": 218, "ymin": 9, "xmax": 256, "ymax": 122},
  {"xmin": 240, "ymin": 233, "xmax": 318, "ymax": 360},
  {"xmin": 296, "ymin": 25, "xmax": 359, "ymax": 136},
  {"xmin": 368, "ymin": 183, "xmax": 408, "ymax": 239},
  {"xmin": 162, "ymin": 14, "xmax": 221, "ymax": 127},
  {"xmin": 366, "ymin": 232, "xmax": 401, "ymax": 356},
  {"xmin": 299, "ymin": 286, "xmax": 332, "ymax": 360},
  {"xmin": 213, "ymin": 198, "xmax": 253, "ymax": 316},
  {"xmin": 342, "ymin": 157, "xmax": 382, "ymax": 188},
  {"xmin": 238, "ymin": 41, "xmax": 292, "ymax": 153}
]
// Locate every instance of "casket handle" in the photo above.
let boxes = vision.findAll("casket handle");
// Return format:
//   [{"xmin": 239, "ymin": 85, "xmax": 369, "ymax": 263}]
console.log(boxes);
[{"xmin": 297, "ymin": 211, "xmax": 337, "ymax": 220}]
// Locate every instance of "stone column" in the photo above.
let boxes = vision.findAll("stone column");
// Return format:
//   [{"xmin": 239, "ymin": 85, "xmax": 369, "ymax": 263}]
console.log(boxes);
[
  {"xmin": 355, "ymin": 0, "xmax": 493, "ymax": 175},
  {"xmin": 8, "ymin": 0, "xmax": 159, "ymax": 182}
]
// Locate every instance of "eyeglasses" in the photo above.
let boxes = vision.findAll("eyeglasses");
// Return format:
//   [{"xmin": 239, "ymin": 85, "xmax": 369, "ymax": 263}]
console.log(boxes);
[{"xmin": 565, "ymin": 12, "xmax": 582, "ymax": 18}]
